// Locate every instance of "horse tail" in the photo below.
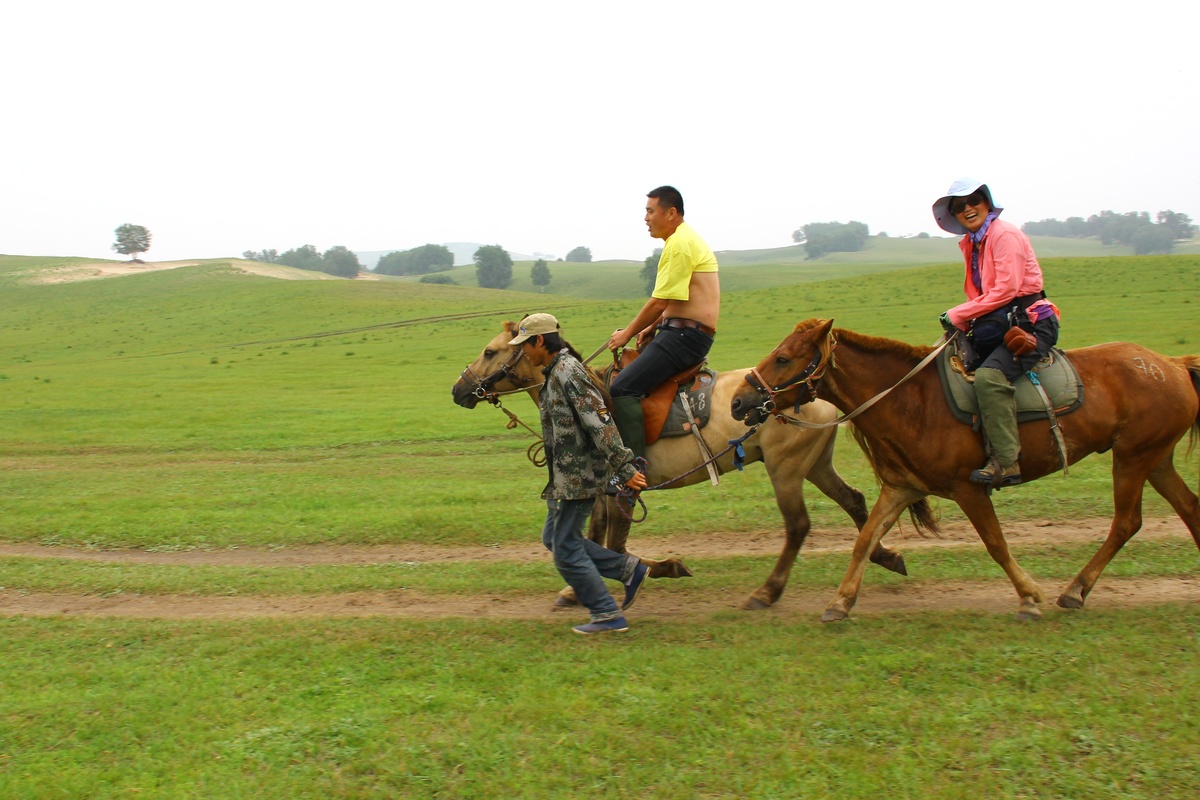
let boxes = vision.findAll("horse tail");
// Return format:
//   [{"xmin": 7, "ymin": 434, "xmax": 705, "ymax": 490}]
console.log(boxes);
[
  {"xmin": 907, "ymin": 498, "xmax": 940, "ymax": 536},
  {"xmin": 1183, "ymin": 356, "xmax": 1200, "ymax": 457}
]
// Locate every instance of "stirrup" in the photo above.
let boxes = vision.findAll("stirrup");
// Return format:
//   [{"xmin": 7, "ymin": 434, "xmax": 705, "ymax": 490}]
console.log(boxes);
[{"xmin": 969, "ymin": 458, "xmax": 1022, "ymax": 487}]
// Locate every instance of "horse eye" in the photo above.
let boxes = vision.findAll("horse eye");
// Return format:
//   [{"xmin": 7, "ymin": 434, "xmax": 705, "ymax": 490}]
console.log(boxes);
[
  {"xmin": 774, "ymin": 356, "xmax": 790, "ymax": 367},
  {"xmin": 484, "ymin": 349, "xmax": 497, "ymax": 359}
]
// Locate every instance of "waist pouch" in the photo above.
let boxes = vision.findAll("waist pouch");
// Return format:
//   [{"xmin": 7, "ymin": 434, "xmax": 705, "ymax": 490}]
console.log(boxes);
[{"xmin": 968, "ymin": 292, "xmax": 1047, "ymax": 363}]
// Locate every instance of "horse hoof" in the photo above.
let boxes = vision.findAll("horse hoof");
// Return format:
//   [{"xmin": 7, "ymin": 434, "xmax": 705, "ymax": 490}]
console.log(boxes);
[
  {"xmin": 741, "ymin": 596, "xmax": 771, "ymax": 611},
  {"xmin": 1015, "ymin": 601, "xmax": 1043, "ymax": 622},
  {"xmin": 889, "ymin": 555, "xmax": 908, "ymax": 577},
  {"xmin": 554, "ymin": 595, "xmax": 580, "ymax": 607},
  {"xmin": 1056, "ymin": 593, "xmax": 1084, "ymax": 610},
  {"xmin": 821, "ymin": 607, "xmax": 849, "ymax": 623}
]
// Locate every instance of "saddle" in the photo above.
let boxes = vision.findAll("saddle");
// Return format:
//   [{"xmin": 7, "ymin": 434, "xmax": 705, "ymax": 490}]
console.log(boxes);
[
  {"xmin": 935, "ymin": 337, "xmax": 1084, "ymax": 427},
  {"xmin": 606, "ymin": 350, "xmax": 717, "ymax": 446}
]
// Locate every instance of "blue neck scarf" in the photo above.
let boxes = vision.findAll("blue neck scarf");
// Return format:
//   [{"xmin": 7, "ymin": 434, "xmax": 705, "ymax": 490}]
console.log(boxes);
[{"xmin": 969, "ymin": 210, "xmax": 1001, "ymax": 292}]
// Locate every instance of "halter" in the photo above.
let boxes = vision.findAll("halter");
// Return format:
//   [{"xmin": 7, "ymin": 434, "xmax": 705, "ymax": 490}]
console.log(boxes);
[
  {"xmin": 458, "ymin": 347, "xmax": 542, "ymax": 402},
  {"xmin": 743, "ymin": 331, "xmax": 837, "ymax": 417}
]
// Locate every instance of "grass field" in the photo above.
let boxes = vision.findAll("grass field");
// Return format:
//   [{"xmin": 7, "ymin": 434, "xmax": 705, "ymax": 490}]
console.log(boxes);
[{"xmin": 1, "ymin": 249, "xmax": 1198, "ymax": 798}]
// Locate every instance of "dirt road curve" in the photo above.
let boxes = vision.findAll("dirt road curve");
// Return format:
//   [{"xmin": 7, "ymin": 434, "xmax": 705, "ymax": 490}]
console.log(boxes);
[{"xmin": 1, "ymin": 517, "xmax": 1196, "ymax": 621}]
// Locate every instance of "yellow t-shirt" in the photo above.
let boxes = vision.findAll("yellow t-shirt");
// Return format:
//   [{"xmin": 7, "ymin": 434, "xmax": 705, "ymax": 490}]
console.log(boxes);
[{"xmin": 652, "ymin": 222, "xmax": 718, "ymax": 300}]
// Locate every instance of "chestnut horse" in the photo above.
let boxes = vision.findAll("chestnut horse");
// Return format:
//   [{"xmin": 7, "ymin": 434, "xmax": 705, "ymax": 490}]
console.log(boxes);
[
  {"xmin": 452, "ymin": 321, "xmax": 911, "ymax": 609},
  {"xmin": 731, "ymin": 318, "xmax": 1200, "ymax": 622}
]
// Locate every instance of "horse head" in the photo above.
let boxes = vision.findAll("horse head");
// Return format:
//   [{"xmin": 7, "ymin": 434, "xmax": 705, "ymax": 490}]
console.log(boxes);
[
  {"xmin": 451, "ymin": 321, "xmax": 543, "ymax": 408},
  {"xmin": 731, "ymin": 318, "xmax": 836, "ymax": 425}
]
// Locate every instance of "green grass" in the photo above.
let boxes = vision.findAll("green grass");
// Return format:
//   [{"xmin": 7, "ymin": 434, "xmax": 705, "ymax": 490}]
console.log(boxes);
[
  {"xmin": 0, "ymin": 253, "xmax": 1197, "ymax": 549},
  {"xmin": 2, "ymin": 608, "xmax": 1198, "ymax": 798},
  {"xmin": 1, "ymin": 250, "xmax": 1198, "ymax": 798}
]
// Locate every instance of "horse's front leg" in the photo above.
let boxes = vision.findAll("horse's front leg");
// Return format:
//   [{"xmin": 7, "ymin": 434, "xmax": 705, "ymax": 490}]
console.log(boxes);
[
  {"xmin": 823, "ymin": 486, "xmax": 924, "ymax": 622},
  {"xmin": 743, "ymin": 480, "xmax": 812, "ymax": 610},
  {"xmin": 805, "ymin": 439, "xmax": 908, "ymax": 577},
  {"xmin": 956, "ymin": 489, "xmax": 1045, "ymax": 619}
]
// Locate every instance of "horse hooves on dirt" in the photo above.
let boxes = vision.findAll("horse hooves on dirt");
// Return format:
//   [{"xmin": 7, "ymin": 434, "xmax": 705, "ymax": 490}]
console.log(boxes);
[
  {"xmin": 1056, "ymin": 593, "xmax": 1084, "ymax": 610},
  {"xmin": 821, "ymin": 607, "xmax": 849, "ymax": 623},
  {"xmin": 555, "ymin": 587, "xmax": 580, "ymax": 607},
  {"xmin": 1015, "ymin": 600, "xmax": 1043, "ymax": 621},
  {"xmin": 741, "ymin": 596, "xmax": 771, "ymax": 611}
]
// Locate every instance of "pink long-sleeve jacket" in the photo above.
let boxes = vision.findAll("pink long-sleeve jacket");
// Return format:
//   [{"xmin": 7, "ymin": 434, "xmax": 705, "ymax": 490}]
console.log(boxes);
[{"xmin": 947, "ymin": 218, "xmax": 1059, "ymax": 329}]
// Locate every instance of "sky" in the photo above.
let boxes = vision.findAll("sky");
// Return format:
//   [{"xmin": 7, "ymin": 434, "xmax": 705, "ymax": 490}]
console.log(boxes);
[{"xmin": 4, "ymin": 1, "xmax": 1198, "ymax": 264}]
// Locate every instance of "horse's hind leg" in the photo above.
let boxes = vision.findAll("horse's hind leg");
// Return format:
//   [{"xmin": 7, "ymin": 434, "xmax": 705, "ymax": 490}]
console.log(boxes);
[
  {"xmin": 806, "ymin": 440, "xmax": 908, "ymax": 576},
  {"xmin": 1058, "ymin": 451, "xmax": 1196, "ymax": 608},
  {"xmin": 1146, "ymin": 451, "xmax": 1200, "ymax": 548}
]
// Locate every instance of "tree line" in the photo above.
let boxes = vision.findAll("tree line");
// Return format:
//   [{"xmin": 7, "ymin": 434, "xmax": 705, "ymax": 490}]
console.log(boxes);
[
  {"xmin": 792, "ymin": 221, "xmax": 871, "ymax": 259},
  {"xmin": 1021, "ymin": 210, "xmax": 1194, "ymax": 254},
  {"xmin": 242, "ymin": 245, "xmax": 361, "ymax": 278}
]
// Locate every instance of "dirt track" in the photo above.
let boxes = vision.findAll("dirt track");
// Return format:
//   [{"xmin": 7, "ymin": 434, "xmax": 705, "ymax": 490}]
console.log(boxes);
[{"xmin": 1, "ymin": 517, "xmax": 1196, "ymax": 621}]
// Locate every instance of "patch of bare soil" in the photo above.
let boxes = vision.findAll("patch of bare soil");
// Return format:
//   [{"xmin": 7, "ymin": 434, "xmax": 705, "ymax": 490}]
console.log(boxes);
[
  {"xmin": 1, "ymin": 517, "xmax": 1195, "ymax": 621},
  {"xmin": 22, "ymin": 259, "xmax": 345, "ymax": 284}
]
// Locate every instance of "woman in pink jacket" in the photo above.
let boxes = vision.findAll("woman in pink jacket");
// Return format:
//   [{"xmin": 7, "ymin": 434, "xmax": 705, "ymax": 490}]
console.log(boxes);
[{"xmin": 932, "ymin": 179, "xmax": 1061, "ymax": 488}]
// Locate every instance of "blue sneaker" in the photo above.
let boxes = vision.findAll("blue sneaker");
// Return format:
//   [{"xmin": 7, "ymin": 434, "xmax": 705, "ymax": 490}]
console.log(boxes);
[
  {"xmin": 572, "ymin": 617, "xmax": 629, "ymax": 635},
  {"xmin": 621, "ymin": 562, "xmax": 649, "ymax": 610},
  {"xmin": 624, "ymin": 563, "xmax": 652, "ymax": 606}
]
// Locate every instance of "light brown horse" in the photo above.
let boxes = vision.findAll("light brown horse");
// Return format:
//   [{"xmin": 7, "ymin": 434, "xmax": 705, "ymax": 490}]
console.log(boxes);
[
  {"xmin": 452, "ymin": 321, "xmax": 911, "ymax": 609},
  {"xmin": 731, "ymin": 318, "xmax": 1200, "ymax": 621}
]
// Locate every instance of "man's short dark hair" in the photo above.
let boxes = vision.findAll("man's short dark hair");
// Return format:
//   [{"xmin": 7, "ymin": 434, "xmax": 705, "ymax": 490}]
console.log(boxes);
[{"xmin": 648, "ymin": 185, "xmax": 684, "ymax": 217}]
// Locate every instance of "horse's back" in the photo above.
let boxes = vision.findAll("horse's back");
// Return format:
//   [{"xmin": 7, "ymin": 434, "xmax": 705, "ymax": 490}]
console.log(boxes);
[{"xmin": 1064, "ymin": 341, "xmax": 1200, "ymax": 433}]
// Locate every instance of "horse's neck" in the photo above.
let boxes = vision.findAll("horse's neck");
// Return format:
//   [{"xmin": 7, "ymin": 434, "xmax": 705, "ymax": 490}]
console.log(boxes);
[{"xmin": 824, "ymin": 332, "xmax": 931, "ymax": 421}]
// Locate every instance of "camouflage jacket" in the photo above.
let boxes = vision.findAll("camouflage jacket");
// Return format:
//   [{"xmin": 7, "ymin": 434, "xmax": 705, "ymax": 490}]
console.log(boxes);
[{"xmin": 537, "ymin": 350, "xmax": 638, "ymax": 500}]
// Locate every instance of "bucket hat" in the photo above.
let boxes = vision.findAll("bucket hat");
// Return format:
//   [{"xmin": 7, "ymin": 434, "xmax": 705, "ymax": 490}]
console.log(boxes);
[
  {"xmin": 509, "ymin": 313, "xmax": 561, "ymax": 344},
  {"xmin": 932, "ymin": 178, "xmax": 1002, "ymax": 235}
]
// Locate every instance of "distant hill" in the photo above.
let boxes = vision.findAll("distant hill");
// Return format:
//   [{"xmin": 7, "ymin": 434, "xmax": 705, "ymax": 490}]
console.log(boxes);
[{"xmin": 355, "ymin": 242, "xmax": 556, "ymax": 269}]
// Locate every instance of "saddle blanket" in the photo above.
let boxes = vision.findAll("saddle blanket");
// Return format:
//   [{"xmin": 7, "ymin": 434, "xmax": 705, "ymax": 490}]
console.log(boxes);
[
  {"xmin": 936, "ymin": 344, "xmax": 1084, "ymax": 427},
  {"xmin": 658, "ymin": 368, "xmax": 717, "ymax": 440}
]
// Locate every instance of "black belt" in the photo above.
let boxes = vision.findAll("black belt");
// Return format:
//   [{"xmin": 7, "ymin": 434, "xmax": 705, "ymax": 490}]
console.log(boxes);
[{"xmin": 659, "ymin": 318, "xmax": 716, "ymax": 336}]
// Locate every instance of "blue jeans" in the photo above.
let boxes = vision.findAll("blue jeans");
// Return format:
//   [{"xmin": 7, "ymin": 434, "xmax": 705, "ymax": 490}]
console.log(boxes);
[
  {"xmin": 541, "ymin": 498, "xmax": 639, "ymax": 622},
  {"xmin": 610, "ymin": 326, "xmax": 714, "ymax": 398}
]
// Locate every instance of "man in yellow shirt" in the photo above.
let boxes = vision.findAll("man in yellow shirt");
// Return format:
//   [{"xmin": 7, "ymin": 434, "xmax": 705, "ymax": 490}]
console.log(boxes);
[{"xmin": 605, "ymin": 185, "xmax": 720, "ymax": 458}]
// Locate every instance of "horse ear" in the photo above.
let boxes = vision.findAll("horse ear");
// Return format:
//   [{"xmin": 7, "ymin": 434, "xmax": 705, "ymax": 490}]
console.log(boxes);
[
  {"xmin": 818, "ymin": 318, "xmax": 835, "ymax": 337},
  {"xmin": 503, "ymin": 320, "xmax": 518, "ymax": 336}
]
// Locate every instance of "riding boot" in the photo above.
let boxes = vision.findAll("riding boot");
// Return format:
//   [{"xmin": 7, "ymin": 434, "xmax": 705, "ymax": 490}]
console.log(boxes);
[
  {"xmin": 612, "ymin": 395, "xmax": 647, "ymax": 461},
  {"xmin": 971, "ymin": 367, "xmax": 1022, "ymax": 487}
]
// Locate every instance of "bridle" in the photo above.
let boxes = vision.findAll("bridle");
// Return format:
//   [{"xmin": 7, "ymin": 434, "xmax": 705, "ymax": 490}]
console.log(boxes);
[
  {"xmin": 458, "ymin": 347, "xmax": 543, "ymax": 402},
  {"xmin": 743, "ymin": 328, "xmax": 957, "ymax": 429},
  {"xmin": 743, "ymin": 331, "xmax": 837, "ymax": 417}
]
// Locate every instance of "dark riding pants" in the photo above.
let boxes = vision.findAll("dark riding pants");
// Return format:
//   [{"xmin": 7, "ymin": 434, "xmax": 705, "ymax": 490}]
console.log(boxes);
[{"xmin": 610, "ymin": 326, "xmax": 714, "ymax": 398}]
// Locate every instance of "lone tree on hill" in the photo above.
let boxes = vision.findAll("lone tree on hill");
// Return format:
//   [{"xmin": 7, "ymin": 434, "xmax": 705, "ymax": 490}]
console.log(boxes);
[
  {"xmin": 565, "ymin": 246, "xmax": 593, "ymax": 263},
  {"xmin": 531, "ymin": 258, "xmax": 551, "ymax": 292},
  {"xmin": 474, "ymin": 244, "xmax": 513, "ymax": 289},
  {"xmin": 113, "ymin": 224, "xmax": 152, "ymax": 262}
]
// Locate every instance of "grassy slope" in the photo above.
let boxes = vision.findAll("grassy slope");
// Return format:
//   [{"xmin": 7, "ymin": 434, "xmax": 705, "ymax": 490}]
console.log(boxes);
[
  {"xmin": 0, "ymin": 252, "xmax": 1196, "ymax": 548},
  {"xmin": 1, "ymin": 251, "xmax": 1199, "ymax": 799}
]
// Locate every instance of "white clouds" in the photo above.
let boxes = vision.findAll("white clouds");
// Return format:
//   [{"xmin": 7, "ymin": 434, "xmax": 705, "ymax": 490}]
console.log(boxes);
[{"xmin": 3, "ymin": 1, "xmax": 1197, "ymax": 262}]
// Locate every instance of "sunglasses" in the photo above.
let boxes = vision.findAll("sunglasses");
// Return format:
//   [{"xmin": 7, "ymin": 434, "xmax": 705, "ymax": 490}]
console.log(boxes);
[{"xmin": 949, "ymin": 192, "xmax": 988, "ymax": 215}]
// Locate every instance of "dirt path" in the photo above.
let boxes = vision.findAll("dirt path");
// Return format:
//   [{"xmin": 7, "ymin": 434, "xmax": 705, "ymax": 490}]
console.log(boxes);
[{"xmin": 1, "ymin": 517, "xmax": 1196, "ymax": 621}]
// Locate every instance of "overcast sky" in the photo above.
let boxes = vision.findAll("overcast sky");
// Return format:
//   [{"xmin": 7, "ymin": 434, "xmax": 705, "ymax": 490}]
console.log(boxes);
[{"xmin": 4, "ymin": 1, "xmax": 1197, "ymax": 264}]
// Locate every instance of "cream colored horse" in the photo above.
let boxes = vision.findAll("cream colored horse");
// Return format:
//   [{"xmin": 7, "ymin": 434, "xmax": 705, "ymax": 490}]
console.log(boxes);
[{"xmin": 452, "ymin": 321, "xmax": 907, "ymax": 609}]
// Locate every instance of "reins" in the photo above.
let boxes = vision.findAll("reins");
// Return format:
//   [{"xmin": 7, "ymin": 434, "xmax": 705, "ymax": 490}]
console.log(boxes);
[{"xmin": 748, "ymin": 330, "xmax": 958, "ymax": 429}]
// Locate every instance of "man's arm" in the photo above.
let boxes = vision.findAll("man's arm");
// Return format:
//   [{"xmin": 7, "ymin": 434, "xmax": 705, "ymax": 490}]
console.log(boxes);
[{"xmin": 606, "ymin": 296, "xmax": 668, "ymax": 351}]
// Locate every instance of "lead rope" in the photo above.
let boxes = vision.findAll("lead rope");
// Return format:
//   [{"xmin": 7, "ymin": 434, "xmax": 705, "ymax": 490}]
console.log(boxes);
[{"xmin": 614, "ymin": 424, "xmax": 763, "ymax": 522}]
